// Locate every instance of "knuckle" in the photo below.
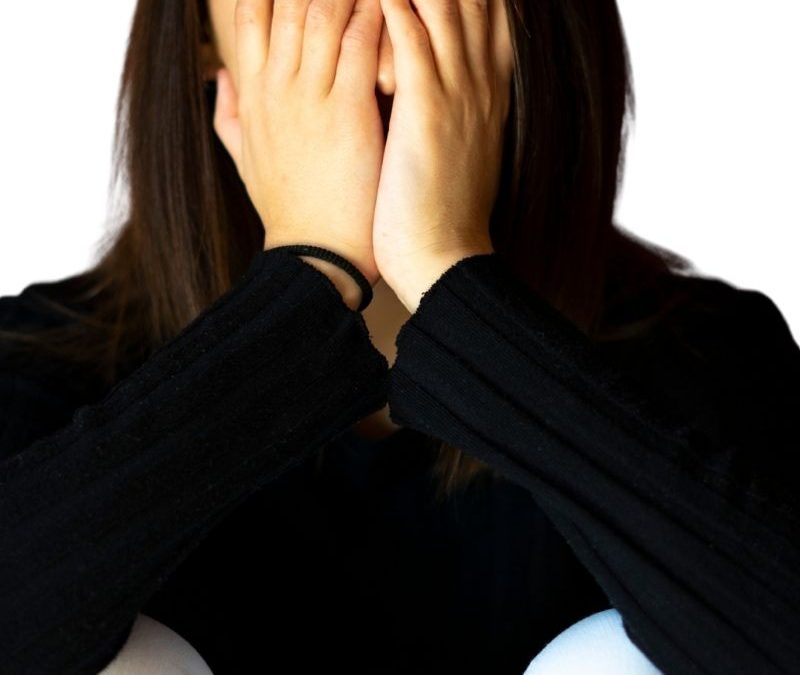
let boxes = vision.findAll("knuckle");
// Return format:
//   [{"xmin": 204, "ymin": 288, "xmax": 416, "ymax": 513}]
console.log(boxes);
[
  {"xmin": 439, "ymin": 0, "xmax": 461, "ymax": 21},
  {"xmin": 234, "ymin": 0, "xmax": 263, "ymax": 27},
  {"xmin": 306, "ymin": 0, "xmax": 337, "ymax": 24},
  {"xmin": 341, "ymin": 23, "xmax": 373, "ymax": 50},
  {"xmin": 408, "ymin": 27, "xmax": 430, "ymax": 50},
  {"xmin": 341, "ymin": 2, "xmax": 379, "ymax": 47},
  {"xmin": 461, "ymin": 0, "xmax": 488, "ymax": 16},
  {"xmin": 273, "ymin": 0, "xmax": 305, "ymax": 22}
]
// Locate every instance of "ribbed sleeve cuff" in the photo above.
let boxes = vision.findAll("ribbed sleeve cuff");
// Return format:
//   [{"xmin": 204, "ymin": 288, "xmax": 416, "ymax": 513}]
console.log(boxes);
[
  {"xmin": 0, "ymin": 246, "xmax": 389, "ymax": 673},
  {"xmin": 387, "ymin": 252, "xmax": 800, "ymax": 675}
]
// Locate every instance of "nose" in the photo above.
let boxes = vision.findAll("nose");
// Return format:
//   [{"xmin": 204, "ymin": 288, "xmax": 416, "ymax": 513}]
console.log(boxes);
[{"xmin": 376, "ymin": 19, "xmax": 395, "ymax": 96}]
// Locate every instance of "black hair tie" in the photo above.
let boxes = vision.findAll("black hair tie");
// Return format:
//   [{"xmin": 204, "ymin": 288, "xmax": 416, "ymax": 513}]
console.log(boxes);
[{"xmin": 269, "ymin": 244, "xmax": 374, "ymax": 312}]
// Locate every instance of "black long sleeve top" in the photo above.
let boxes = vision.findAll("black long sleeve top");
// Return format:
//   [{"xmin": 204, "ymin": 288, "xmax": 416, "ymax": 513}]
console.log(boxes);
[{"xmin": 1, "ymin": 247, "xmax": 798, "ymax": 675}]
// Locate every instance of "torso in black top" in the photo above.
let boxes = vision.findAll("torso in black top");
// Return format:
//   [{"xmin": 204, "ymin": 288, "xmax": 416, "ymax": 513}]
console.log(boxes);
[
  {"xmin": 139, "ymin": 421, "xmax": 610, "ymax": 674},
  {"xmin": 0, "ymin": 267, "xmax": 608, "ymax": 674},
  {"xmin": 8, "ymin": 259, "xmax": 791, "ymax": 675}
]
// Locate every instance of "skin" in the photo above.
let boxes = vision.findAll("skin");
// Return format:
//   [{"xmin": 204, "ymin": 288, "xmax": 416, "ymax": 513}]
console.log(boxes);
[
  {"xmin": 201, "ymin": 0, "xmax": 512, "ymax": 439},
  {"xmin": 202, "ymin": 0, "xmax": 408, "ymax": 360},
  {"xmin": 203, "ymin": 0, "xmax": 399, "ymax": 98}
]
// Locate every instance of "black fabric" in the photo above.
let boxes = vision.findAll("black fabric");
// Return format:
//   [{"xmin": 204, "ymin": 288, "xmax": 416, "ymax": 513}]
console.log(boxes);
[{"xmin": 0, "ymin": 247, "xmax": 798, "ymax": 675}]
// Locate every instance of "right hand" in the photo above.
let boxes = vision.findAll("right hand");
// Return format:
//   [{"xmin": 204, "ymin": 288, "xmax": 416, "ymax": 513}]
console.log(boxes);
[{"xmin": 213, "ymin": 0, "xmax": 387, "ymax": 286}]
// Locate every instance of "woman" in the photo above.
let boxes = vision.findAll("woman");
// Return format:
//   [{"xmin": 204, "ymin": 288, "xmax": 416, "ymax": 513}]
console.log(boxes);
[{"xmin": 0, "ymin": 0, "xmax": 797, "ymax": 673}]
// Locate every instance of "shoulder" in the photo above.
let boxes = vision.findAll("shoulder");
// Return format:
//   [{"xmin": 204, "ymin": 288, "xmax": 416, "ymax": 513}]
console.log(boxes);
[
  {"xmin": 596, "ymin": 268, "xmax": 799, "ymax": 449},
  {"xmin": 0, "ymin": 274, "xmax": 106, "ymax": 459},
  {"xmin": 649, "ymin": 272, "xmax": 798, "ymax": 374},
  {"xmin": 0, "ymin": 272, "xmax": 103, "ymax": 400},
  {"xmin": 0, "ymin": 274, "xmax": 83, "ymax": 367},
  {"xmin": 602, "ymin": 268, "xmax": 797, "ymax": 360},
  {"xmin": 602, "ymin": 271, "xmax": 798, "ymax": 511},
  {"xmin": 0, "ymin": 273, "xmax": 89, "ymax": 332},
  {"xmin": 672, "ymin": 274, "xmax": 799, "ymax": 513}
]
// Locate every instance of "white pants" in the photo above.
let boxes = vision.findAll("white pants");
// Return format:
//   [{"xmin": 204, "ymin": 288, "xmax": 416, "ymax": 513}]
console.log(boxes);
[
  {"xmin": 98, "ymin": 614, "xmax": 214, "ymax": 675},
  {"xmin": 523, "ymin": 608, "xmax": 664, "ymax": 675},
  {"xmin": 101, "ymin": 608, "xmax": 662, "ymax": 675}
]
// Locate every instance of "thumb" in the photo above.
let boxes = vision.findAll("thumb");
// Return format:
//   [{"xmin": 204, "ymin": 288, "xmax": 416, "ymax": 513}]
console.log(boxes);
[{"xmin": 213, "ymin": 67, "xmax": 243, "ymax": 173}]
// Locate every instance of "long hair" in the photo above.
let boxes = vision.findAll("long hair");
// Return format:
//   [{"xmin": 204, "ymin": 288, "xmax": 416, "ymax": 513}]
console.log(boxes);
[{"xmin": 0, "ymin": 0, "xmax": 694, "ymax": 503}]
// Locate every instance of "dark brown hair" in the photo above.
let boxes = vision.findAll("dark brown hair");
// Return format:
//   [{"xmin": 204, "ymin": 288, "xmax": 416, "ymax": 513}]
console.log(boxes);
[{"xmin": 0, "ymin": 0, "xmax": 693, "ymax": 503}]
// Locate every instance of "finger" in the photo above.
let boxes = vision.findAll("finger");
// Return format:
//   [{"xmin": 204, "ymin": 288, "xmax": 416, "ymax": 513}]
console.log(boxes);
[
  {"xmin": 378, "ymin": 0, "xmax": 438, "ymax": 92},
  {"xmin": 234, "ymin": 0, "xmax": 270, "ymax": 100},
  {"xmin": 333, "ymin": 0, "xmax": 384, "ymax": 96},
  {"xmin": 268, "ymin": 0, "xmax": 313, "ymax": 80},
  {"xmin": 458, "ymin": 0, "xmax": 492, "ymax": 93},
  {"xmin": 300, "ymin": 0, "xmax": 358, "ymax": 93},
  {"xmin": 490, "ymin": 0, "xmax": 514, "ymax": 85},
  {"xmin": 402, "ymin": 0, "xmax": 469, "ymax": 91},
  {"xmin": 213, "ymin": 68, "xmax": 244, "ymax": 174}
]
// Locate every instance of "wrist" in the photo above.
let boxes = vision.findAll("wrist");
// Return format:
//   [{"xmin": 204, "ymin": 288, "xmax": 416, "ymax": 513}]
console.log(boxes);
[{"xmin": 386, "ymin": 244, "xmax": 495, "ymax": 314}]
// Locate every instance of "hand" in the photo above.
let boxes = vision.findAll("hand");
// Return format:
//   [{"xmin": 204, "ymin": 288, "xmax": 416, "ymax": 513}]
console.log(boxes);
[
  {"xmin": 213, "ymin": 0, "xmax": 387, "ymax": 286},
  {"xmin": 372, "ymin": 0, "xmax": 514, "ymax": 309}
]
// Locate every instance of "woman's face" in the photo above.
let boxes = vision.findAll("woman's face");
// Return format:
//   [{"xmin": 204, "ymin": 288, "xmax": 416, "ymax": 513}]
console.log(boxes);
[{"xmin": 203, "ymin": 0, "xmax": 513, "ymax": 104}]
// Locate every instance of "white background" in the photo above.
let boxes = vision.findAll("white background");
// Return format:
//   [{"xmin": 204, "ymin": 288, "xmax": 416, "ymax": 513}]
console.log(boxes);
[{"xmin": 0, "ymin": 1, "xmax": 797, "ymax": 342}]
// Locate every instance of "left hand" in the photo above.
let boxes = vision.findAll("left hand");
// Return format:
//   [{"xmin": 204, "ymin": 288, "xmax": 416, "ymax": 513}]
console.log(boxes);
[{"xmin": 372, "ymin": 0, "xmax": 514, "ymax": 312}]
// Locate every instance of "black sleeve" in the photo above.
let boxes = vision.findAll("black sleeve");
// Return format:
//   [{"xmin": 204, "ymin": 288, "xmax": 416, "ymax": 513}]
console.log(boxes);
[
  {"xmin": 387, "ymin": 252, "xmax": 800, "ymax": 675},
  {"xmin": 0, "ymin": 247, "xmax": 389, "ymax": 675}
]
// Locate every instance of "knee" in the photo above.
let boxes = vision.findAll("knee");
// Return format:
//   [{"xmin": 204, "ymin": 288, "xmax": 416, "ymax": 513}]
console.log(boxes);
[
  {"xmin": 97, "ymin": 613, "xmax": 214, "ymax": 675},
  {"xmin": 522, "ymin": 608, "xmax": 663, "ymax": 675}
]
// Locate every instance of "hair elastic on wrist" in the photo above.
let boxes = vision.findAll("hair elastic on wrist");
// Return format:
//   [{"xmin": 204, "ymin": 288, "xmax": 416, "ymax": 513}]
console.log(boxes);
[{"xmin": 269, "ymin": 244, "xmax": 373, "ymax": 312}]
